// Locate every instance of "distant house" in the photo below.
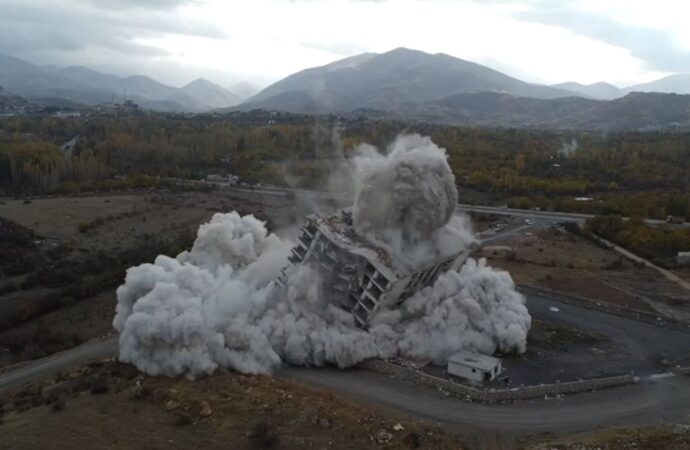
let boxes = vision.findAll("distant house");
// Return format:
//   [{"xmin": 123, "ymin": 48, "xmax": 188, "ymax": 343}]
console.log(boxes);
[
  {"xmin": 205, "ymin": 174, "xmax": 239, "ymax": 185},
  {"xmin": 677, "ymin": 252, "xmax": 690, "ymax": 265},
  {"xmin": 206, "ymin": 174, "xmax": 226, "ymax": 182},
  {"xmin": 54, "ymin": 110, "xmax": 81, "ymax": 118},
  {"xmin": 447, "ymin": 351, "xmax": 502, "ymax": 383}
]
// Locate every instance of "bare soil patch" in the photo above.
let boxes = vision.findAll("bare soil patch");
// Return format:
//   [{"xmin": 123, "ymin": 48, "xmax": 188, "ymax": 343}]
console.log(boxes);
[
  {"xmin": 482, "ymin": 225, "xmax": 690, "ymax": 320},
  {"xmin": 0, "ymin": 360, "xmax": 469, "ymax": 450},
  {"xmin": 522, "ymin": 424, "xmax": 690, "ymax": 450},
  {"xmin": 0, "ymin": 187, "xmax": 339, "ymax": 369}
]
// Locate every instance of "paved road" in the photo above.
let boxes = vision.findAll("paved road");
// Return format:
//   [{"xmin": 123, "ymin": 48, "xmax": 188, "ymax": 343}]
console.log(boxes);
[
  {"xmin": 456, "ymin": 204, "xmax": 689, "ymax": 228},
  {"xmin": 1, "ymin": 333, "xmax": 687, "ymax": 435},
  {"xmin": 478, "ymin": 223, "xmax": 533, "ymax": 245},
  {"xmin": 1, "ymin": 294, "xmax": 688, "ymax": 434},
  {"xmin": 516, "ymin": 292, "xmax": 690, "ymax": 384},
  {"xmin": 458, "ymin": 204, "xmax": 594, "ymax": 224},
  {"xmin": 0, "ymin": 338, "xmax": 117, "ymax": 393},
  {"xmin": 282, "ymin": 366, "xmax": 690, "ymax": 434},
  {"xmin": 217, "ymin": 183, "xmax": 689, "ymax": 228}
]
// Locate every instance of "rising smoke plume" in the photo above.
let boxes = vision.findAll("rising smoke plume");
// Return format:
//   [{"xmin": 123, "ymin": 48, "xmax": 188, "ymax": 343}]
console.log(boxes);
[
  {"xmin": 114, "ymin": 135, "xmax": 531, "ymax": 378},
  {"xmin": 352, "ymin": 134, "xmax": 470, "ymax": 271},
  {"xmin": 353, "ymin": 134, "xmax": 457, "ymax": 243}
]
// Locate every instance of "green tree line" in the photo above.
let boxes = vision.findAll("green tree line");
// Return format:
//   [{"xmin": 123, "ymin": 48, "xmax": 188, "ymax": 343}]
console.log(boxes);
[{"xmin": 1, "ymin": 114, "xmax": 688, "ymax": 217}]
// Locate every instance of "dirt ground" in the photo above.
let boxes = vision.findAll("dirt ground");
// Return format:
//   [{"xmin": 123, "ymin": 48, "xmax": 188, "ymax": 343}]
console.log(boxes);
[
  {"xmin": 522, "ymin": 424, "xmax": 690, "ymax": 450},
  {"xmin": 0, "ymin": 187, "xmax": 344, "ymax": 369},
  {"xmin": 0, "ymin": 191, "xmax": 258, "ymax": 255},
  {"xmin": 481, "ymin": 224, "xmax": 690, "ymax": 322},
  {"xmin": 675, "ymin": 268, "xmax": 690, "ymax": 284},
  {"xmin": 2, "ymin": 359, "xmax": 688, "ymax": 450},
  {"xmin": 1, "ymin": 193, "xmax": 686, "ymax": 371},
  {"xmin": 0, "ymin": 360, "xmax": 469, "ymax": 450},
  {"xmin": 1, "ymin": 196, "xmax": 689, "ymax": 449}
]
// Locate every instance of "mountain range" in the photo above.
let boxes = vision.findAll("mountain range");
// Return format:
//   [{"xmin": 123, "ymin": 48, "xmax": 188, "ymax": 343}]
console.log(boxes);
[
  {"xmin": 239, "ymin": 48, "xmax": 690, "ymax": 109},
  {"xmin": 551, "ymin": 82, "xmax": 623, "ymax": 100},
  {"xmin": 552, "ymin": 75, "xmax": 690, "ymax": 99},
  {"xmin": 393, "ymin": 91, "xmax": 690, "ymax": 130},
  {"xmin": 234, "ymin": 48, "xmax": 690, "ymax": 130},
  {"xmin": 0, "ymin": 53, "xmax": 255, "ymax": 112},
  {"xmin": 240, "ymin": 48, "xmax": 575, "ymax": 113},
  {"xmin": 1, "ymin": 48, "xmax": 689, "ymax": 130}
]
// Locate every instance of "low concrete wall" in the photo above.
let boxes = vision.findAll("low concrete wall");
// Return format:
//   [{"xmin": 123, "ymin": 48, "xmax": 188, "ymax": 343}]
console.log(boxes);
[
  {"xmin": 673, "ymin": 366, "xmax": 690, "ymax": 376},
  {"xmin": 360, "ymin": 359, "xmax": 636, "ymax": 403}
]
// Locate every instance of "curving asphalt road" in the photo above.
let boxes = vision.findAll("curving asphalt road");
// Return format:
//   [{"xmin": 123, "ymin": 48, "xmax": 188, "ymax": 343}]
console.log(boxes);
[
  {"xmin": 281, "ymin": 366, "xmax": 690, "ymax": 434},
  {"xmin": 0, "ymin": 337, "xmax": 117, "ymax": 393},
  {"xmin": 1, "ymin": 330, "xmax": 688, "ymax": 435}
]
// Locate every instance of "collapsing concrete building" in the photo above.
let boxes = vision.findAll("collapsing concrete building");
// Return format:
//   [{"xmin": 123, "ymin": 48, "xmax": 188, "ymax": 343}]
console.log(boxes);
[
  {"xmin": 113, "ymin": 135, "xmax": 532, "ymax": 378},
  {"xmin": 279, "ymin": 208, "xmax": 473, "ymax": 328}
]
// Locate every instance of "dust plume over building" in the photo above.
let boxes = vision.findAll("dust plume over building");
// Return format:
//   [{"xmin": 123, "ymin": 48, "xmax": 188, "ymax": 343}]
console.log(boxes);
[{"xmin": 113, "ymin": 135, "xmax": 531, "ymax": 378}]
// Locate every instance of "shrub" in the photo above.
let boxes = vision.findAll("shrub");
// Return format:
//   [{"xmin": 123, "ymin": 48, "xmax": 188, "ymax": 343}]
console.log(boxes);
[
  {"xmin": 78, "ymin": 221, "xmax": 90, "ymax": 233},
  {"xmin": 174, "ymin": 414, "xmax": 192, "ymax": 427},
  {"xmin": 403, "ymin": 431, "xmax": 422, "ymax": 449},
  {"xmin": 132, "ymin": 385, "xmax": 153, "ymax": 400},
  {"xmin": 248, "ymin": 421, "xmax": 279, "ymax": 449},
  {"xmin": 51, "ymin": 398, "xmax": 67, "ymax": 412},
  {"xmin": 90, "ymin": 376, "xmax": 110, "ymax": 395}
]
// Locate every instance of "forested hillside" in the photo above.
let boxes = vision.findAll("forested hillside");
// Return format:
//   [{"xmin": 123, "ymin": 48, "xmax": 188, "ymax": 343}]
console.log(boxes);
[{"xmin": 1, "ymin": 112, "xmax": 688, "ymax": 220}]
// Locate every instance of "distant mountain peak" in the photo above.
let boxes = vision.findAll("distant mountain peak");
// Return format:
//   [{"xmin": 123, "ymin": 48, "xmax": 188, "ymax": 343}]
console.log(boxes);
[
  {"xmin": 227, "ymin": 81, "xmax": 259, "ymax": 101},
  {"xmin": 0, "ymin": 52, "xmax": 237, "ymax": 112},
  {"xmin": 626, "ymin": 73, "xmax": 690, "ymax": 95},
  {"xmin": 387, "ymin": 47, "xmax": 424, "ymax": 55},
  {"xmin": 552, "ymin": 81, "xmax": 623, "ymax": 100},
  {"xmin": 0, "ymin": 52, "xmax": 32, "ymax": 65},
  {"xmin": 180, "ymin": 77, "xmax": 241, "ymax": 109},
  {"xmin": 590, "ymin": 81, "xmax": 619, "ymax": 88},
  {"xmin": 184, "ymin": 77, "xmax": 217, "ymax": 88},
  {"xmin": 242, "ymin": 47, "xmax": 578, "ymax": 111}
]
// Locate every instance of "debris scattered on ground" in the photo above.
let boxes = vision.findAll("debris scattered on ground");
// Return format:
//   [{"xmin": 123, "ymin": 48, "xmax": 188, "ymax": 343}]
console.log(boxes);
[{"xmin": 199, "ymin": 400, "xmax": 212, "ymax": 417}]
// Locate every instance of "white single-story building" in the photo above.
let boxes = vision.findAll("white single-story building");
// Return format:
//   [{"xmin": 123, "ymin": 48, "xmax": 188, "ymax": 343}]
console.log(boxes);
[
  {"xmin": 447, "ymin": 351, "xmax": 502, "ymax": 383},
  {"xmin": 205, "ymin": 174, "xmax": 240, "ymax": 185},
  {"xmin": 677, "ymin": 252, "xmax": 690, "ymax": 265}
]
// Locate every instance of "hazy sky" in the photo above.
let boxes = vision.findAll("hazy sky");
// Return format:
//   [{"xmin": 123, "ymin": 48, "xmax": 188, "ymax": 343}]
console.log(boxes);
[{"xmin": 0, "ymin": 0, "xmax": 688, "ymax": 88}]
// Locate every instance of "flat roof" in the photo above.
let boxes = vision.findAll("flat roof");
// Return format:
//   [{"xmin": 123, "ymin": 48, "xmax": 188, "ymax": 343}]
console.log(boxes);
[
  {"xmin": 448, "ymin": 351, "xmax": 501, "ymax": 372},
  {"xmin": 310, "ymin": 208, "xmax": 460, "ymax": 281},
  {"xmin": 310, "ymin": 209, "xmax": 399, "ymax": 280}
]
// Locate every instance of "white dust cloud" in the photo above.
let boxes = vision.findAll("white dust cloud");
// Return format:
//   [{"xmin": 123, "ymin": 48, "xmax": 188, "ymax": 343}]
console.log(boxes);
[
  {"xmin": 352, "ymin": 134, "xmax": 471, "ymax": 271},
  {"xmin": 353, "ymin": 134, "xmax": 458, "ymax": 244},
  {"xmin": 114, "ymin": 135, "xmax": 531, "ymax": 378}
]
